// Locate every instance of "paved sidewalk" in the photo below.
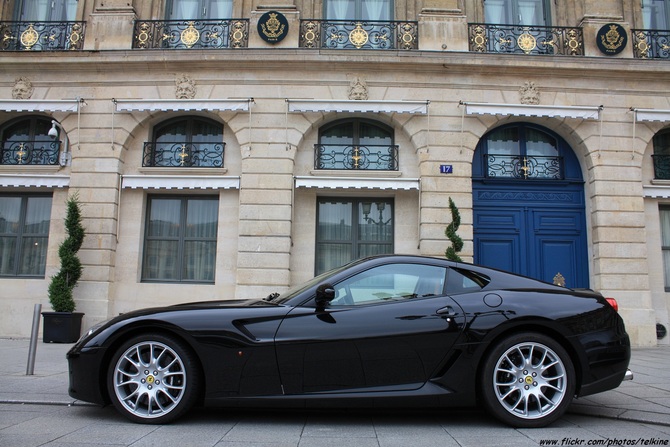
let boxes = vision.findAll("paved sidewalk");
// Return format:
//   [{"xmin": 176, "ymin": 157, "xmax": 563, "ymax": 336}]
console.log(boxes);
[{"xmin": 0, "ymin": 338, "xmax": 669, "ymax": 426}]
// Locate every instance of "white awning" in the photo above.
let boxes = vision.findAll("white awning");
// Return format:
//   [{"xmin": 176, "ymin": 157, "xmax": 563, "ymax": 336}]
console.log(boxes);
[
  {"xmin": 461, "ymin": 101, "xmax": 602, "ymax": 120},
  {"xmin": 287, "ymin": 99, "xmax": 429, "ymax": 115},
  {"xmin": 644, "ymin": 184, "xmax": 670, "ymax": 198},
  {"xmin": 295, "ymin": 176, "xmax": 420, "ymax": 190},
  {"xmin": 632, "ymin": 108, "xmax": 670, "ymax": 122},
  {"xmin": 0, "ymin": 174, "xmax": 69, "ymax": 188},
  {"xmin": 121, "ymin": 175, "xmax": 240, "ymax": 190},
  {"xmin": 113, "ymin": 99, "xmax": 251, "ymax": 112},
  {"xmin": 0, "ymin": 99, "xmax": 81, "ymax": 113}
]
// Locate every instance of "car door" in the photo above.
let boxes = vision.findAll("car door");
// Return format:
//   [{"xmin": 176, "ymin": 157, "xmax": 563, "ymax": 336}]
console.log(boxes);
[{"xmin": 274, "ymin": 262, "xmax": 465, "ymax": 395}]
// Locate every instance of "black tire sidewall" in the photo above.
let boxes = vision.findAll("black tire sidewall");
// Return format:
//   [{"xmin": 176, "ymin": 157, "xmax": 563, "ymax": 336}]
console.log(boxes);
[
  {"xmin": 106, "ymin": 333, "xmax": 200, "ymax": 424},
  {"xmin": 480, "ymin": 332, "xmax": 576, "ymax": 428}
]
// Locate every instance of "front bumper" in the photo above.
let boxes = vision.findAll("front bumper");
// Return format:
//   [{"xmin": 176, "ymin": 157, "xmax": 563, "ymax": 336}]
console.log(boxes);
[{"xmin": 67, "ymin": 345, "xmax": 108, "ymax": 405}]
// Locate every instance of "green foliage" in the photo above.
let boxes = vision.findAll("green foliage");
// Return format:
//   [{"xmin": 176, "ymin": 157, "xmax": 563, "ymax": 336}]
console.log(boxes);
[
  {"xmin": 445, "ymin": 197, "xmax": 463, "ymax": 262},
  {"xmin": 48, "ymin": 194, "xmax": 85, "ymax": 313}
]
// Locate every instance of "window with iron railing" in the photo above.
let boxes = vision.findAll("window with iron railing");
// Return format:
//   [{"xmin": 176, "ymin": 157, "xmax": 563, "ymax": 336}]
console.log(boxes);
[
  {"xmin": 481, "ymin": 124, "xmax": 565, "ymax": 180},
  {"xmin": 632, "ymin": 0, "xmax": 670, "ymax": 58},
  {"xmin": 144, "ymin": 117, "xmax": 225, "ymax": 168},
  {"xmin": 1, "ymin": 117, "xmax": 61, "ymax": 165},
  {"xmin": 315, "ymin": 119, "xmax": 397, "ymax": 171},
  {"xmin": 471, "ymin": 0, "xmax": 583, "ymax": 55},
  {"xmin": 652, "ymin": 129, "xmax": 670, "ymax": 179}
]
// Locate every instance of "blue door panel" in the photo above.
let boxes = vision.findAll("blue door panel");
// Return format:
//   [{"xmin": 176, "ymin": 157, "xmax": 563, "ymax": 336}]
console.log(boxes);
[
  {"xmin": 535, "ymin": 237, "xmax": 580, "ymax": 287},
  {"xmin": 476, "ymin": 238, "xmax": 521, "ymax": 274},
  {"xmin": 474, "ymin": 210, "xmax": 521, "ymax": 231},
  {"xmin": 533, "ymin": 210, "xmax": 582, "ymax": 234}
]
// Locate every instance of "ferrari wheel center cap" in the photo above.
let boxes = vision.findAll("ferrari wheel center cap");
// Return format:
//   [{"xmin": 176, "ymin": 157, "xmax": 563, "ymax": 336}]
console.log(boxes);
[
  {"xmin": 525, "ymin": 376, "xmax": 534, "ymax": 385},
  {"xmin": 146, "ymin": 375, "xmax": 155, "ymax": 384}
]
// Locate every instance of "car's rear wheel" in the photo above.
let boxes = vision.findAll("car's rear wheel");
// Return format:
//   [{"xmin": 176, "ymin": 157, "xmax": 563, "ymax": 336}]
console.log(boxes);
[
  {"xmin": 107, "ymin": 334, "xmax": 200, "ymax": 424},
  {"xmin": 481, "ymin": 332, "xmax": 575, "ymax": 428}
]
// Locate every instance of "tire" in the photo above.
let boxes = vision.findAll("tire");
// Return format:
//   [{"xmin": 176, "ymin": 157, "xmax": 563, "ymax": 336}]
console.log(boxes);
[
  {"xmin": 107, "ymin": 334, "xmax": 200, "ymax": 424},
  {"xmin": 480, "ymin": 332, "xmax": 575, "ymax": 428}
]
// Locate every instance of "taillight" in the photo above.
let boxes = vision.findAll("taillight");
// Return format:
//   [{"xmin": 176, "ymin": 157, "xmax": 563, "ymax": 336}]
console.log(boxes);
[{"xmin": 605, "ymin": 297, "xmax": 619, "ymax": 312}]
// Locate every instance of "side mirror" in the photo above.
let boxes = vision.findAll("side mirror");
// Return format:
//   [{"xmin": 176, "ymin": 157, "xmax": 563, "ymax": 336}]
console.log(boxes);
[{"xmin": 315, "ymin": 283, "xmax": 335, "ymax": 308}]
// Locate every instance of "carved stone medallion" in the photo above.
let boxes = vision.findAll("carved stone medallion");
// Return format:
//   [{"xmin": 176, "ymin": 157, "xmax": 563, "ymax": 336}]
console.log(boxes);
[{"xmin": 175, "ymin": 74, "xmax": 196, "ymax": 99}]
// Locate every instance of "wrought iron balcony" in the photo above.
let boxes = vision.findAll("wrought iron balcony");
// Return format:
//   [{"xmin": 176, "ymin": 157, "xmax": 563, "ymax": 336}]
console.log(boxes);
[
  {"xmin": 0, "ymin": 21, "xmax": 85, "ymax": 51},
  {"xmin": 1, "ymin": 141, "xmax": 61, "ymax": 165},
  {"xmin": 315, "ymin": 144, "xmax": 399, "ymax": 170},
  {"xmin": 632, "ymin": 29, "xmax": 670, "ymax": 59},
  {"xmin": 133, "ymin": 19, "xmax": 249, "ymax": 49},
  {"xmin": 469, "ymin": 23, "xmax": 583, "ymax": 55},
  {"xmin": 143, "ymin": 141, "xmax": 225, "ymax": 168},
  {"xmin": 299, "ymin": 20, "xmax": 418, "ymax": 50},
  {"xmin": 653, "ymin": 155, "xmax": 670, "ymax": 179},
  {"xmin": 486, "ymin": 154, "xmax": 563, "ymax": 179}
]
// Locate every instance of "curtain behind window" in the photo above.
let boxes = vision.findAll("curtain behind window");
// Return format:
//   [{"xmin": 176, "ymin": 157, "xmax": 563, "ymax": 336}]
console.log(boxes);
[
  {"xmin": 19, "ymin": 0, "xmax": 77, "ymax": 21},
  {"xmin": 643, "ymin": 0, "xmax": 669, "ymax": 29}
]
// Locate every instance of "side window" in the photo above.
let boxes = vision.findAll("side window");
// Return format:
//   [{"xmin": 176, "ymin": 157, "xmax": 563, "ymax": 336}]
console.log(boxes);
[
  {"xmin": 0, "ymin": 194, "xmax": 53, "ymax": 277},
  {"xmin": 15, "ymin": 0, "xmax": 77, "ymax": 21},
  {"xmin": 660, "ymin": 206, "xmax": 670, "ymax": 291},
  {"xmin": 484, "ymin": 0, "xmax": 550, "ymax": 26},
  {"xmin": 642, "ymin": 0, "xmax": 669, "ymax": 29},
  {"xmin": 166, "ymin": 0, "xmax": 233, "ymax": 20},
  {"xmin": 331, "ymin": 263, "xmax": 446, "ymax": 306},
  {"xmin": 142, "ymin": 195, "xmax": 219, "ymax": 283},
  {"xmin": 446, "ymin": 267, "xmax": 490, "ymax": 295}
]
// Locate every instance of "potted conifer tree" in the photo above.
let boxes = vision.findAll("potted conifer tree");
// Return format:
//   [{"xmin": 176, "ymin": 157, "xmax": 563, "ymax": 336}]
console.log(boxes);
[
  {"xmin": 42, "ymin": 193, "xmax": 85, "ymax": 343},
  {"xmin": 445, "ymin": 197, "xmax": 463, "ymax": 262}
]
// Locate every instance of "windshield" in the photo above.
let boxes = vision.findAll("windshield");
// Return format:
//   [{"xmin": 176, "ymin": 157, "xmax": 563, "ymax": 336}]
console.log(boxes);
[{"xmin": 272, "ymin": 262, "xmax": 353, "ymax": 304}]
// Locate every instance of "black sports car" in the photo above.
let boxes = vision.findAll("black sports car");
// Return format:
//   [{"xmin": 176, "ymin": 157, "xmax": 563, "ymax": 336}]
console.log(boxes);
[{"xmin": 67, "ymin": 255, "xmax": 632, "ymax": 428}]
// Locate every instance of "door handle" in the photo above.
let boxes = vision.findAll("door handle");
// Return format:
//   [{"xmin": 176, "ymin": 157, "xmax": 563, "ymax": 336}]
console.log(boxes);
[{"xmin": 436, "ymin": 306, "xmax": 457, "ymax": 318}]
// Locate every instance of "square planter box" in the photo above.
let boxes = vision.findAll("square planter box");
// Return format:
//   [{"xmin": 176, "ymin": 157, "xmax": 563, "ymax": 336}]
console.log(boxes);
[{"xmin": 42, "ymin": 312, "xmax": 84, "ymax": 343}]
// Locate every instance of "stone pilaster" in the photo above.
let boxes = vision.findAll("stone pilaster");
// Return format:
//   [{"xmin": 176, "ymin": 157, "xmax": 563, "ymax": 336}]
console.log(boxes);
[{"xmin": 84, "ymin": 3, "xmax": 136, "ymax": 51}]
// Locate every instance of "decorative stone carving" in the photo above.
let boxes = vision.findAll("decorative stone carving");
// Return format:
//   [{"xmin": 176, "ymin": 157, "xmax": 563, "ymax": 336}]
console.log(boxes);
[
  {"xmin": 175, "ymin": 73, "xmax": 196, "ymax": 99},
  {"xmin": 12, "ymin": 77, "xmax": 34, "ymax": 100},
  {"xmin": 519, "ymin": 81, "xmax": 540, "ymax": 105},
  {"xmin": 348, "ymin": 77, "xmax": 368, "ymax": 100}
]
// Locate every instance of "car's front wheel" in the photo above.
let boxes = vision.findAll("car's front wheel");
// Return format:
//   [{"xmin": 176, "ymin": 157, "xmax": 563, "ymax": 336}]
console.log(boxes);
[
  {"xmin": 481, "ymin": 332, "xmax": 575, "ymax": 428},
  {"xmin": 107, "ymin": 334, "xmax": 200, "ymax": 424}
]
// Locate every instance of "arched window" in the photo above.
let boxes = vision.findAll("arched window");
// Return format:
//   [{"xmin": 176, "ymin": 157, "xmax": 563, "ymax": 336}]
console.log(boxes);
[
  {"xmin": 144, "ymin": 116, "xmax": 224, "ymax": 168},
  {"xmin": 1, "ymin": 116, "xmax": 59, "ymax": 166},
  {"xmin": 474, "ymin": 123, "xmax": 580, "ymax": 181},
  {"xmin": 652, "ymin": 128, "xmax": 670, "ymax": 179},
  {"xmin": 315, "ymin": 119, "xmax": 397, "ymax": 170}
]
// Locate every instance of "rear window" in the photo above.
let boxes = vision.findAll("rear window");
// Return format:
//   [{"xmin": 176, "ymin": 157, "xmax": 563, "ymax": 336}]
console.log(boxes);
[{"xmin": 446, "ymin": 267, "xmax": 490, "ymax": 295}]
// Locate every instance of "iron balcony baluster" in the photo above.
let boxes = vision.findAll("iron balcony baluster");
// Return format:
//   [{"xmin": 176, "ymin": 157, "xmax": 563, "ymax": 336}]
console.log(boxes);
[
  {"xmin": 314, "ymin": 144, "xmax": 399, "ymax": 170},
  {"xmin": 632, "ymin": 29, "xmax": 670, "ymax": 59},
  {"xmin": 486, "ymin": 154, "xmax": 563, "ymax": 180},
  {"xmin": 1, "ymin": 141, "xmax": 61, "ymax": 165},
  {"xmin": 143, "ymin": 141, "xmax": 225, "ymax": 168},
  {"xmin": 0, "ymin": 21, "xmax": 85, "ymax": 51},
  {"xmin": 468, "ymin": 23, "xmax": 583, "ymax": 56},
  {"xmin": 132, "ymin": 19, "xmax": 249, "ymax": 49},
  {"xmin": 299, "ymin": 20, "xmax": 418, "ymax": 50}
]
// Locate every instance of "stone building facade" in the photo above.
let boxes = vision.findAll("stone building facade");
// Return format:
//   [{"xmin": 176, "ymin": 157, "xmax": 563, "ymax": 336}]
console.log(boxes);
[{"xmin": 0, "ymin": 0, "xmax": 668, "ymax": 346}]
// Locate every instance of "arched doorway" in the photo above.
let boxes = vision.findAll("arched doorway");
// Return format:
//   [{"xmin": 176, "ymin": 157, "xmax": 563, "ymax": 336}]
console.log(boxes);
[{"xmin": 472, "ymin": 123, "xmax": 589, "ymax": 288}]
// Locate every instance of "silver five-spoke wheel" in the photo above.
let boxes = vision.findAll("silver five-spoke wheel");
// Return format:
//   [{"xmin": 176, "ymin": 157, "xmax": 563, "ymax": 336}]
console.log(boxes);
[
  {"xmin": 108, "ymin": 335, "xmax": 199, "ymax": 424},
  {"xmin": 481, "ymin": 333, "xmax": 575, "ymax": 428}
]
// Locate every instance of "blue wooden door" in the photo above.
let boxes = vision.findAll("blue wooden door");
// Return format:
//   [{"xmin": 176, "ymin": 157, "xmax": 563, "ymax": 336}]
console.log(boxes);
[{"xmin": 472, "ymin": 123, "xmax": 589, "ymax": 288}]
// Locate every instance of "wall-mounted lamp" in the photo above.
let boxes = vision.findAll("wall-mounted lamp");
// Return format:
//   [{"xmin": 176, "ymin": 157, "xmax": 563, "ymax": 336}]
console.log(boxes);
[{"xmin": 49, "ymin": 120, "xmax": 70, "ymax": 167}]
